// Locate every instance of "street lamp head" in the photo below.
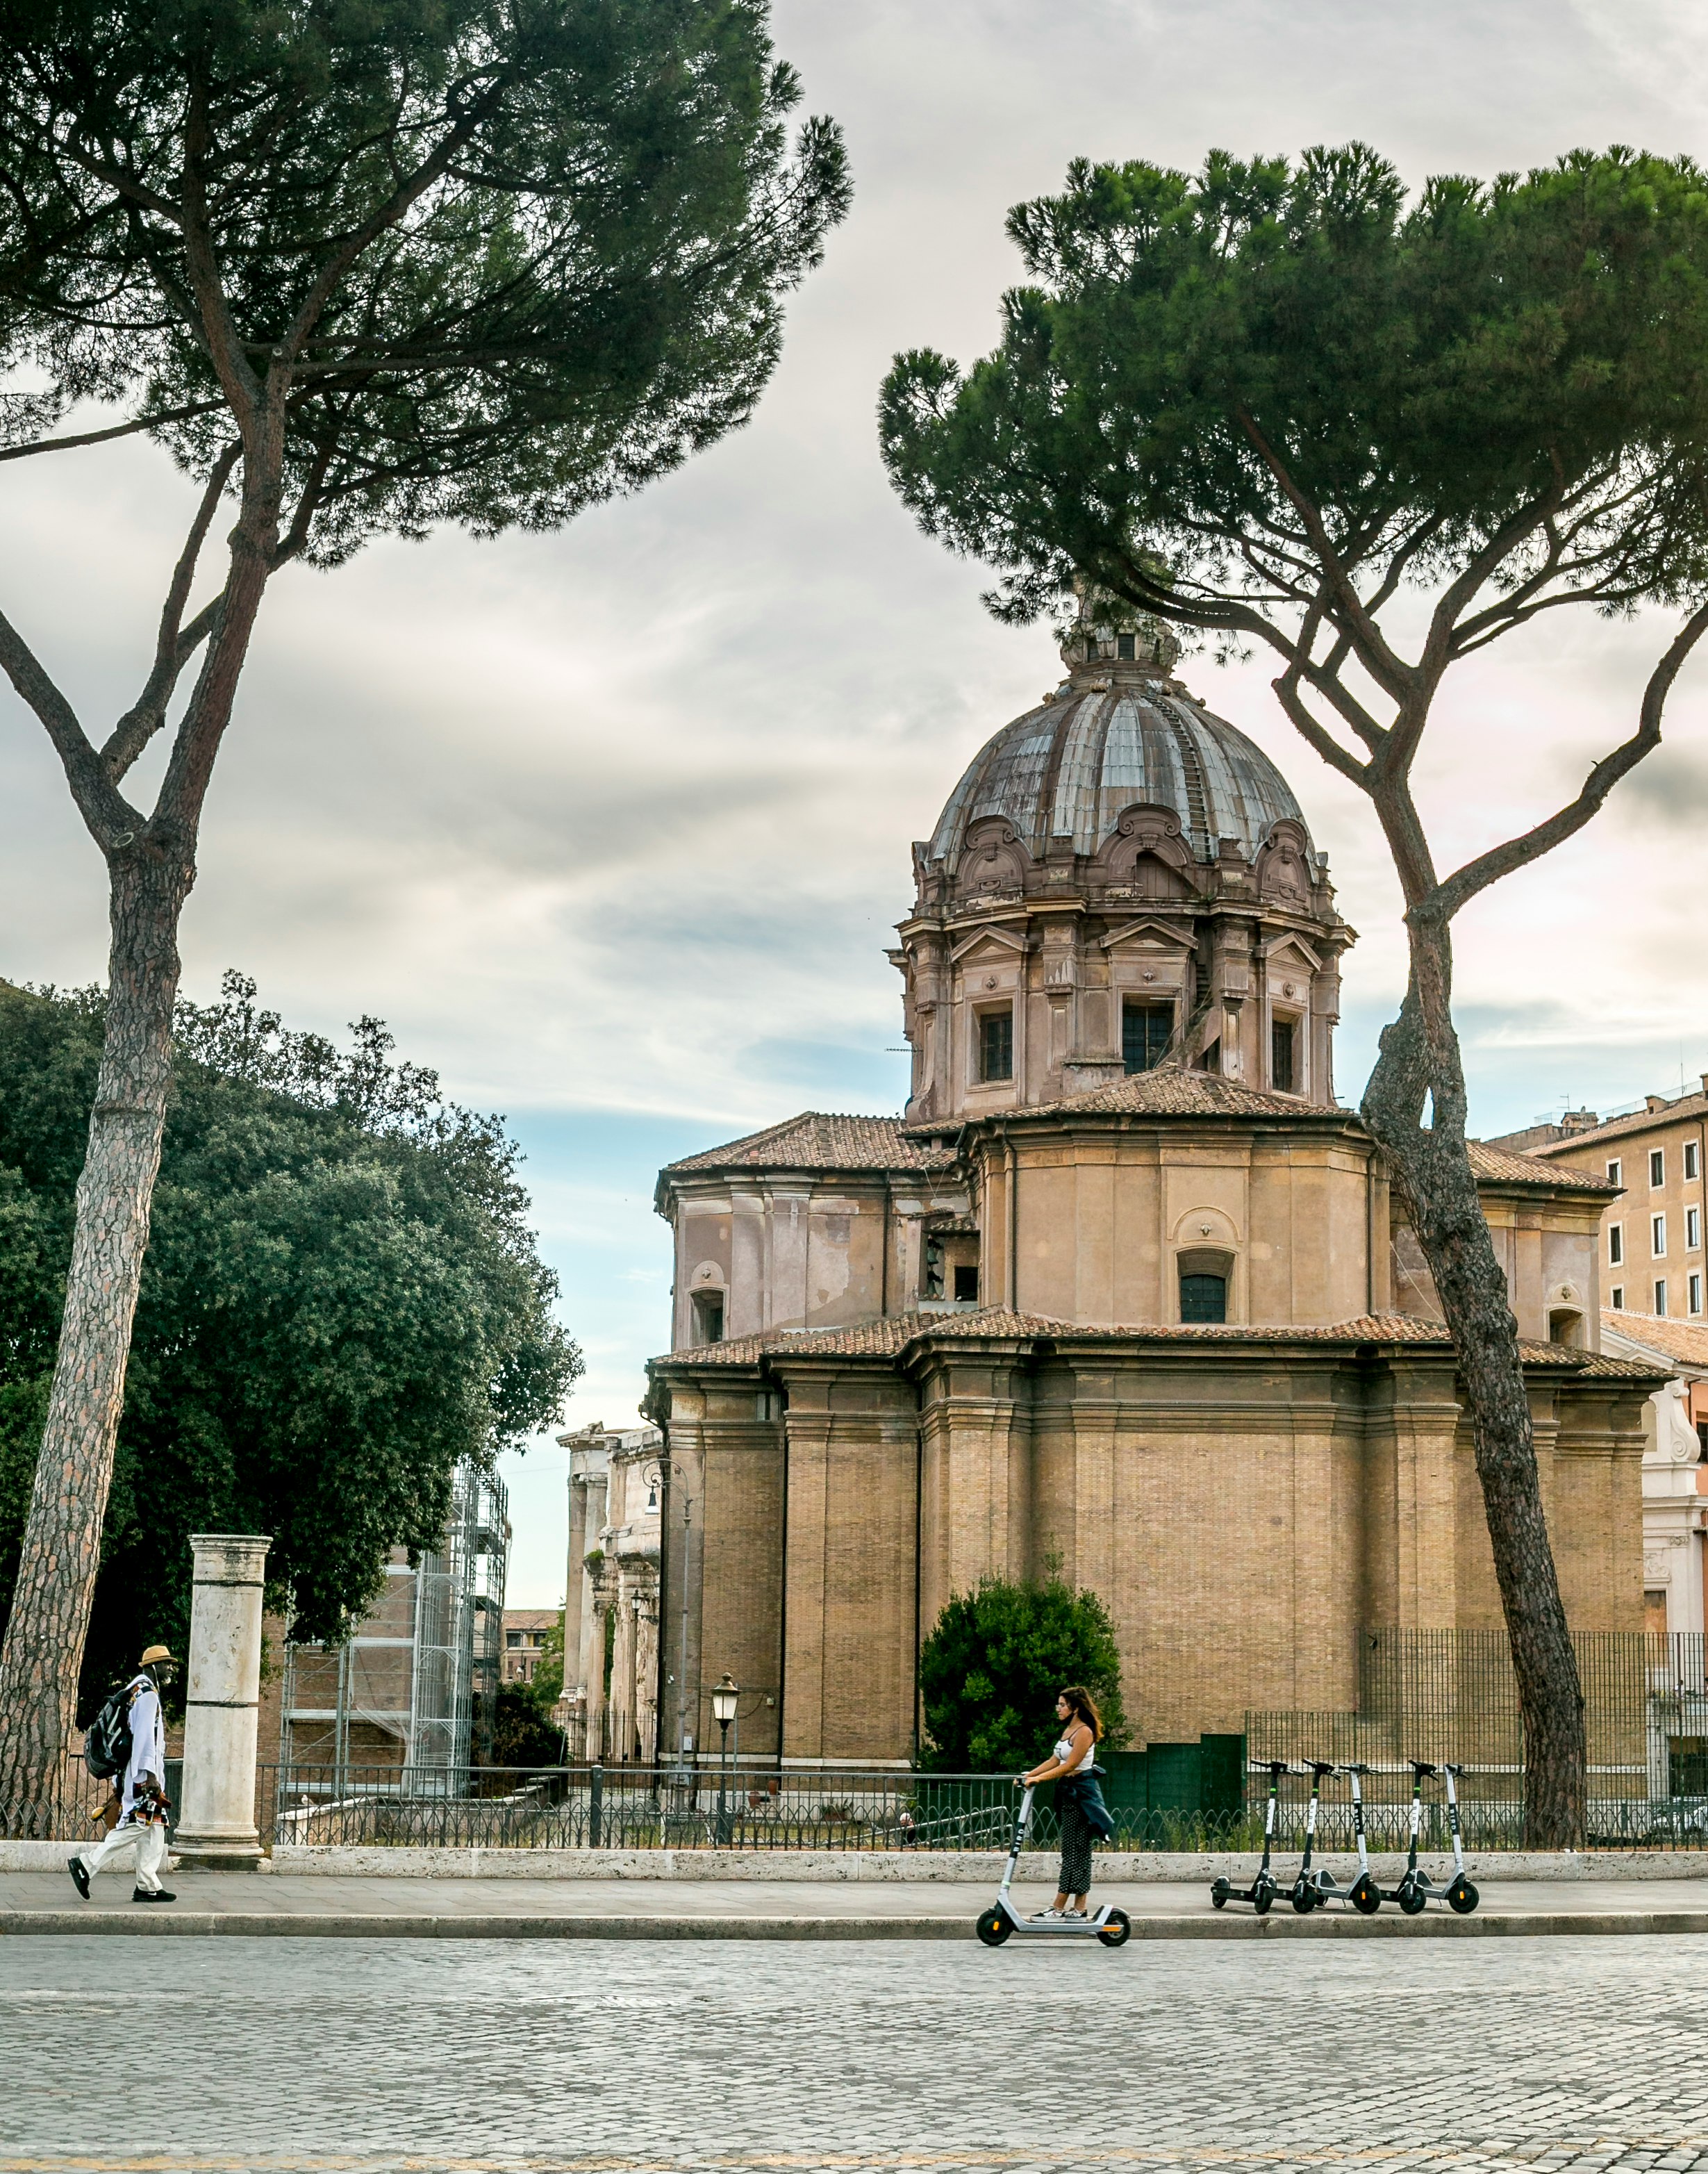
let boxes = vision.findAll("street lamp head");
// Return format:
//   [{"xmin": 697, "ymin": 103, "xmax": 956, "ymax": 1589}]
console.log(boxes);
[{"xmin": 711, "ymin": 1672, "xmax": 740, "ymax": 1726}]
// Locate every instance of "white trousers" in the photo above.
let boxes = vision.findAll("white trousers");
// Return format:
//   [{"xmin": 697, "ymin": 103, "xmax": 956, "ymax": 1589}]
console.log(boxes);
[{"xmin": 80, "ymin": 1816, "xmax": 167, "ymax": 1892}]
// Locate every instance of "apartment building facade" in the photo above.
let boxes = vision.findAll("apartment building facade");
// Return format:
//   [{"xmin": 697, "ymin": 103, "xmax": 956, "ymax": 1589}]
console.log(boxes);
[{"xmin": 1493, "ymin": 1080, "xmax": 1708, "ymax": 1323}]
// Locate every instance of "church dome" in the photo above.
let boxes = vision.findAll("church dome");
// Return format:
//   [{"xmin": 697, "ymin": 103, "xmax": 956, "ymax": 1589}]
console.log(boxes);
[{"xmin": 927, "ymin": 641, "xmax": 1308, "ymax": 877}]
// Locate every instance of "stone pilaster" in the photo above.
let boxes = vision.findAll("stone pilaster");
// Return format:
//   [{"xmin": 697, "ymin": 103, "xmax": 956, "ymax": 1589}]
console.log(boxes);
[{"xmin": 174, "ymin": 1533, "xmax": 271, "ymax": 1869}]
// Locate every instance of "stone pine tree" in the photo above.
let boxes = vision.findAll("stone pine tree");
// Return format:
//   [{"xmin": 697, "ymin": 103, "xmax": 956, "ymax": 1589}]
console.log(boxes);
[
  {"xmin": 0, "ymin": 0, "xmax": 849, "ymax": 1831},
  {"xmin": 881, "ymin": 145, "xmax": 1708, "ymax": 1845}
]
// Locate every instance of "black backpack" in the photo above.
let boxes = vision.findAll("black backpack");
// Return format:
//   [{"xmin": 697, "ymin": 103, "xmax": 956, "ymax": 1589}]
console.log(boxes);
[{"xmin": 83, "ymin": 1681, "xmax": 135, "ymax": 1781}]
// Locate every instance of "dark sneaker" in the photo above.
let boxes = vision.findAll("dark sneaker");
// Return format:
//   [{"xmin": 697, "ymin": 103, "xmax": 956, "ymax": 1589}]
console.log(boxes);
[
  {"xmin": 132, "ymin": 1887, "xmax": 176, "ymax": 1903},
  {"xmin": 67, "ymin": 1856, "xmax": 90, "ymax": 1900}
]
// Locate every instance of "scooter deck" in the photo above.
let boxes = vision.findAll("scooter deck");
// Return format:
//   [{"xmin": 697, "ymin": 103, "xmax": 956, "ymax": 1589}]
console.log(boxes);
[{"xmin": 997, "ymin": 1902, "xmax": 1122, "ymax": 1936}]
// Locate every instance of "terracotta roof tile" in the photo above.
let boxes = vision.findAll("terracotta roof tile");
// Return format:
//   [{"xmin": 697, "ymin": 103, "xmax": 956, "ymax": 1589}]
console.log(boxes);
[
  {"xmin": 663, "ymin": 1112, "xmax": 950, "ymax": 1177},
  {"xmin": 1019, "ymin": 1068, "xmax": 1343, "ymax": 1122},
  {"xmin": 1466, "ymin": 1141, "xmax": 1619, "ymax": 1194},
  {"xmin": 1600, "ymin": 1308, "xmax": 1708, "ymax": 1371},
  {"xmin": 653, "ymin": 1307, "xmax": 1664, "ymax": 1377},
  {"xmin": 1521, "ymin": 1092, "xmax": 1708, "ymax": 1155}
]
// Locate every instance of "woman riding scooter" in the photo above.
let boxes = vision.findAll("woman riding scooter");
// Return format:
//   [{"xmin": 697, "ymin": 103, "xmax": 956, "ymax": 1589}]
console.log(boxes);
[{"xmin": 1022, "ymin": 1686, "xmax": 1113, "ymax": 1920}]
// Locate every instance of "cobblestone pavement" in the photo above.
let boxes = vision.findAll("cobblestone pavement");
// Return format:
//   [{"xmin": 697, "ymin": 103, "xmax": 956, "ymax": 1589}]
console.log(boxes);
[{"xmin": 4, "ymin": 1934, "xmax": 1708, "ymax": 2174}]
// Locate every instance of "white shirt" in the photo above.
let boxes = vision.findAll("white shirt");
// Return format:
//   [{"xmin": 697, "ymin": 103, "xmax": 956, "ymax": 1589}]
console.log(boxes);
[
  {"xmin": 122, "ymin": 1674, "xmax": 165, "ymax": 1818},
  {"xmin": 1054, "ymin": 1728, "xmax": 1091, "ymax": 1777}
]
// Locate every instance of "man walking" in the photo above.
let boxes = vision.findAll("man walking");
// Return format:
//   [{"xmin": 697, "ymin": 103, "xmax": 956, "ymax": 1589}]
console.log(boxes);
[{"xmin": 68, "ymin": 1645, "xmax": 177, "ymax": 1904}]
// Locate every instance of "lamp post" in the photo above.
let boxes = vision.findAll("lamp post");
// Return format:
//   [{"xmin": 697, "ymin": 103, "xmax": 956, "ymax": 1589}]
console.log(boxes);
[{"xmin": 711, "ymin": 1673, "xmax": 739, "ymax": 1845}]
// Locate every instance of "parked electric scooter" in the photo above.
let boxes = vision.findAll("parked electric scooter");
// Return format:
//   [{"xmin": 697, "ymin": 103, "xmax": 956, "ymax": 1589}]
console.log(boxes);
[
  {"xmin": 1440, "ymin": 1763, "xmax": 1480, "ymax": 1913},
  {"xmin": 1387, "ymin": 1762, "xmax": 1479, "ymax": 1915},
  {"xmin": 1373, "ymin": 1756, "xmax": 1468, "ymax": 1913},
  {"xmin": 1284, "ymin": 1759, "xmax": 1335, "ymax": 1913},
  {"xmin": 975, "ymin": 1783, "xmax": 1131, "ymax": 1947},
  {"xmin": 1307, "ymin": 1763, "xmax": 1383, "ymax": 1914},
  {"xmin": 1382, "ymin": 1760, "xmax": 1434, "ymax": 1913},
  {"xmin": 1210, "ymin": 1761, "xmax": 1290, "ymax": 1914}
]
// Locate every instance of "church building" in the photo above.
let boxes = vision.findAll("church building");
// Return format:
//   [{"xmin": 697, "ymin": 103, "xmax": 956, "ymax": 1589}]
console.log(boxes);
[{"xmin": 645, "ymin": 613, "xmax": 1657, "ymax": 1768}]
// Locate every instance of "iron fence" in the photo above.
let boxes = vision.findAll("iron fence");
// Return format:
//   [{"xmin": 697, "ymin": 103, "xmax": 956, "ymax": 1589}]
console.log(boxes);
[
  {"xmin": 1243, "ymin": 1629, "xmax": 1708, "ymax": 1850},
  {"xmin": 256, "ymin": 1762, "xmax": 1268, "ymax": 1852}
]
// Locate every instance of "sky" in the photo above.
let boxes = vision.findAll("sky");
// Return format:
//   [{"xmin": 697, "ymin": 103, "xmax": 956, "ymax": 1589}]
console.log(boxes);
[{"xmin": 5, "ymin": 0, "xmax": 1708, "ymax": 1605}]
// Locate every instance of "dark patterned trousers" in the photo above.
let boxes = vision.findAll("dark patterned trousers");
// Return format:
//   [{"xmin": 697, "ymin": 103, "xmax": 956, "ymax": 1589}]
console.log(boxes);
[{"xmin": 1058, "ymin": 1792, "xmax": 1094, "ymax": 1896}]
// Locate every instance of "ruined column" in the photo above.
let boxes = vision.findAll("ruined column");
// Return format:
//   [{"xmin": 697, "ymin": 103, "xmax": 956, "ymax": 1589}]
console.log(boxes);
[{"xmin": 173, "ymin": 1533, "xmax": 272, "ymax": 1869}]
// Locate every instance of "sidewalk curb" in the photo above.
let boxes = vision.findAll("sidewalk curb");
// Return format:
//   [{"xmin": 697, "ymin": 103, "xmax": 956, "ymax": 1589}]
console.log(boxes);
[{"xmin": 6, "ymin": 1907, "xmax": 1708, "ymax": 1939}]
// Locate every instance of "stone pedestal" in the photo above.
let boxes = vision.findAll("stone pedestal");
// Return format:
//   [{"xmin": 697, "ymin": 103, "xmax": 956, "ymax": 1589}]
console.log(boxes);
[{"xmin": 173, "ymin": 1533, "xmax": 271, "ymax": 1869}]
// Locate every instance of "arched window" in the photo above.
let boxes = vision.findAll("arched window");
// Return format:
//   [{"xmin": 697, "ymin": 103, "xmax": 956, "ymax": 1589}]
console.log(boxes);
[{"xmin": 1179, "ymin": 1272, "xmax": 1227, "ymax": 1324}]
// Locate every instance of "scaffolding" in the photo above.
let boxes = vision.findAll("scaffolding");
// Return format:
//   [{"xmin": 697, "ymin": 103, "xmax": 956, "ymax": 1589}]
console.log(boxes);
[{"xmin": 279, "ymin": 1464, "xmax": 509, "ymax": 1795}]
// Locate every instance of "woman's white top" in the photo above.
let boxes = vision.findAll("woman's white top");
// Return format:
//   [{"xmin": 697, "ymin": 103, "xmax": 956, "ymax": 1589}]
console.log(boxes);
[{"xmin": 1054, "ymin": 1728, "xmax": 1091, "ymax": 1775}]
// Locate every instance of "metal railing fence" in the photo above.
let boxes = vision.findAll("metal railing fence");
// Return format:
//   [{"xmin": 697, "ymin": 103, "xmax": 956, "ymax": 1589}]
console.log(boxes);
[{"xmin": 257, "ymin": 1763, "xmax": 1266, "ymax": 1853}]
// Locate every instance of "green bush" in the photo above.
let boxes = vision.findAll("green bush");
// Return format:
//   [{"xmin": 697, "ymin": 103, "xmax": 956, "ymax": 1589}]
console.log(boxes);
[{"xmin": 917, "ymin": 1574, "xmax": 1127, "ymax": 1772}]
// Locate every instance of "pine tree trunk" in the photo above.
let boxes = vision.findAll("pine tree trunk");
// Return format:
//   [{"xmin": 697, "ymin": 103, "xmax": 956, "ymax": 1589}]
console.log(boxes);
[
  {"xmin": 1362, "ymin": 922, "xmax": 1586, "ymax": 1849},
  {"xmin": 0, "ymin": 843, "xmax": 190, "ymax": 1836}
]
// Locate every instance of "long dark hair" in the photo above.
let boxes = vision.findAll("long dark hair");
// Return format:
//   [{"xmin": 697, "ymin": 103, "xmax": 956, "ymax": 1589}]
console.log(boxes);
[{"xmin": 1059, "ymin": 1685, "xmax": 1102, "ymax": 1738}]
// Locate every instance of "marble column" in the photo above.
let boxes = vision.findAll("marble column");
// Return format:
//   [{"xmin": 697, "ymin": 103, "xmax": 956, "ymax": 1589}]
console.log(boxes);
[{"xmin": 174, "ymin": 1533, "xmax": 272, "ymax": 1868}]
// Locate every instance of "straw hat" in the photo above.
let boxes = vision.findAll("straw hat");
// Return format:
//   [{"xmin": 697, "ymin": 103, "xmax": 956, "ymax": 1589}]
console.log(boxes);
[{"xmin": 139, "ymin": 1645, "xmax": 177, "ymax": 1667}]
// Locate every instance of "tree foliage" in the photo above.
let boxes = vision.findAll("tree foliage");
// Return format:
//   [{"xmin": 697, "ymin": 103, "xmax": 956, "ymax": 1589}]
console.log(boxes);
[
  {"xmin": 486, "ymin": 1609, "xmax": 565, "ymax": 1768},
  {"xmin": 0, "ymin": 0, "xmax": 852, "ymax": 566},
  {"xmin": 883, "ymin": 145, "xmax": 1708, "ymax": 645},
  {"xmin": 880, "ymin": 143, "xmax": 1708, "ymax": 1848},
  {"xmin": 0, "ymin": 973, "xmax": 581, "ymax": 1711},
  {"xmin": 917, "ymin": 1574, "xmax": 1126, "ymax": 1774}
]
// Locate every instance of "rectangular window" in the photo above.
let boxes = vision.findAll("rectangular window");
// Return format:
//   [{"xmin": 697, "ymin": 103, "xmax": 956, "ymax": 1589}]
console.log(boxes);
[
  {"xmin": 1655, "ymin": 1213, "xmax": 1668, "ymax": 1256},
  {"xmin": 1691, "ymin": 1207, "xmax": 1702, "ymax": 1251},
  {"xmin": 1652, "ymin": 1148, "xmax": 1666, "ymax": 1187},
  {"xmin": 1692, "ymin": 1272, "xmax": 1703, "ymax": 1317},
  {"xmin": 1179, "ymin": 1271, "xmax": 1227, "ymax": 1323},
  {"xmin": 1689, "ymin": 1141, "xmax": 1700, "ymax": 1182},
  {"xmin": 953, "ymin": 1263, "xmax": 980, "ymax": 1302},
  {"xmin": 1116, "ymin": 632, "xmax": 1136, "ymax": 659},
  {"xmin": 1609, "ymin": 1224, "xmax": 1624, "ymax": 1266},
  {"xmin": 979, "ymin": 1007, "xmax": 1013, "ymax": 1082},
  {"xmin": 691, "ymin": 1290, "xmax": 724, "ymax": 1345},
  {"xmin": 1270, "ymin": 1016, "xmax": 1296, "ymax": 1094},
  {"xmin": 1608, "ymin": 1158, "xmax": 1623, "ymax": 1186},
  {"xmin": 1122, "ymin": 999, "xmax": 1172, "ymax": 1075},
  {"xmin": 506, "ymin": 1632, "xmax": 522, "ymax": 1648},
  {"xmin": 1611, "ymin": 1286, "xmax": 1625, "ymax": 1309},
  {"xmin": 1656, "ymin": 1278, "xmax": 1669, "ymax": 1316}
]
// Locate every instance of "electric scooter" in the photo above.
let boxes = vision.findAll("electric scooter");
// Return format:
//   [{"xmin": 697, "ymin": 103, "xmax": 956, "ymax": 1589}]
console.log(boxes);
[
  {"xmin": 1386, "ymin": 1762, "xmax": 1480, "ymax": 1915},
  {"xmin": 1307, "ymin": 1763, "xmax": 1383, "ymax": 1914},
  {"xmin": 1382, "ymin": 1760, "xmax": 1434, "ymax": 1913},
  {"xmin": 1440, "ymin": 1763, "xmax": 1480, "ymax": 1913},
  {"xmin": 975, "ymin": 1783, "xmax": 1131, "ymax": 1947},
  {"xmin": 1209, "ymin": 1760, "xmax": 1290, "ymax": 1913},
  {"xmin": 1284, "ymin": 1759, "xmax": 1335, "ymax": 1913}
]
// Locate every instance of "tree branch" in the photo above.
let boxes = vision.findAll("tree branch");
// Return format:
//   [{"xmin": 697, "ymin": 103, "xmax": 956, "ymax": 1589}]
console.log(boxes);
[
  {"xmin": 0, "ymin": 400, "xmax": 225, "ymax": 464},
  {"xmin": 1234, "ymin": 406, "xmax": 1413, "ymax": 701},
  {"xmin": 1420, "ymin": 598, "xmax": 1708, "ymax": 924},
  {"xmin": 99, "ymin": 445, "xmax": 239, "ymax": 782},
  {"xmin": 0, "ymin": 606, "xmax": 137, "ymax": 845}
]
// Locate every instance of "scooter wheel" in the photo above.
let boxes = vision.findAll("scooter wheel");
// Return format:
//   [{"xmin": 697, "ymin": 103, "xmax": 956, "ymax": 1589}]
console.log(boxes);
[
  {"xmin": 1352, "ymin": 1876, "xmax": 1382, "ymax": 1916},
  {"xmin": 1448, "ymin": 1877, "xmax": 1479, "ymax": 1916},
  {"xmin": 1252, "ymin": 1883, "xmax": 1273, "ymax": 1916},
  {"xmin": 1209, "ymin": 1879, "xmax": 1229, "ymax": 1910},
  {"xmin": 1291, "ymin": 1884, "xmax": 1317, "ymax": 1915},
  {"xmin": 1398, "ymin": 1882, "xmax": 1428, "ymax": 1916},
  {"xmin": 975, "ymin": 1907, "xmax": 1011, "ymax": 1947},
  {"xmin": 1097, "ymin": 1908, "xmax": 1131, "ymax": 1949}
]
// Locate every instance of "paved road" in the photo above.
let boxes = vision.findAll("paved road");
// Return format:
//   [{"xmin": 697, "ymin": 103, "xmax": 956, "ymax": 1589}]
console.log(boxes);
[{"xmin": 4, "ymin": 1933, "xmax": 1708, "ymax": 2173}]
